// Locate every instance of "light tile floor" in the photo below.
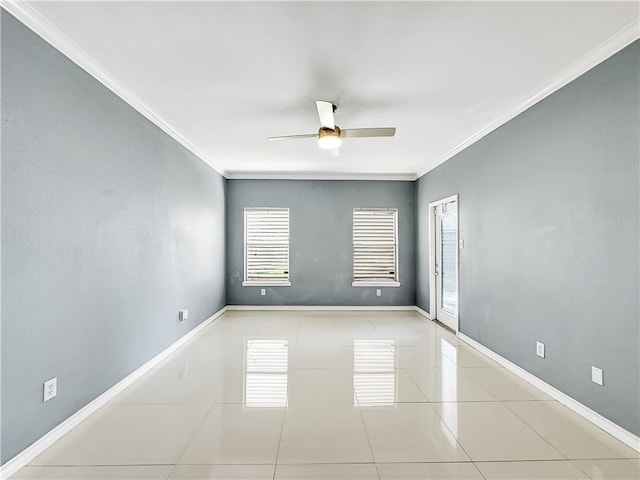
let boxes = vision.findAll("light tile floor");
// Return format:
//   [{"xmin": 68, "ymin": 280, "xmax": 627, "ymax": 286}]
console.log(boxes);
[{"xmin": 12, "ymin": 311, "xmax": 639, "ymax": 480}]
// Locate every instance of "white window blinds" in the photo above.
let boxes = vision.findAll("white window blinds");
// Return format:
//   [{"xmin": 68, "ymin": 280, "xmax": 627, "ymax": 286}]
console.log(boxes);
[
  {"xmin": 353, "ymin": 208, "xmax": 398, "ymax": 284},
  {"xmin": 244, "ymin": 208, "xmax": 290, "ymax": 284}
]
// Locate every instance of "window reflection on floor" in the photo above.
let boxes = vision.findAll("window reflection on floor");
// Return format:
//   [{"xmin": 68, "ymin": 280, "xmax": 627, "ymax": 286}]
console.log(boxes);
[
  {"xmin": 244, "ymin": 339, "xmax": 288, "ymax": 408},
  {"xmin": 353, "ymin": 340, "xmax": 396, "ymax": 407},
  {"xmin": 440, "ymin": 337, "xmax": 458, "ymax": 445}
]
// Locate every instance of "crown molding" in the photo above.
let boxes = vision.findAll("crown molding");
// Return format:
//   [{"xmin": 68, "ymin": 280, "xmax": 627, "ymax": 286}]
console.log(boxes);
[
  {"xmin": 1, "ymin": 0, "xmax": 228, "ymax": 178},
  {"xmin": 416, "ymin": 20, "xmax": 640, "ymax": 180},
  {"xmin": 4, "ymin": 1, "xmax": 637, "ymax": 182},
  {"xmin": 224, "ymin": 172, "xmax": 417, "ymax": 181}
]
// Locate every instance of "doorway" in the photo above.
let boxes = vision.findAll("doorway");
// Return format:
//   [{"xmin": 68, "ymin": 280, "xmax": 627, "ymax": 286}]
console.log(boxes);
[{"xmin": 428, "ymin": 195, "xmax": 459, "ymax": 332}]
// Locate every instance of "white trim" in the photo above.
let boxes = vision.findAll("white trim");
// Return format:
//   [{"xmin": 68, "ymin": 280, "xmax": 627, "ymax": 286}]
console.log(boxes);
[
  {"xmin": 457, "ymin": 332, "xmax": 640, "ymax": 453},
  {"xmin": 352, "ymin": 281, "xmax": 401, "ymax": 288},
  {"xmin": 428, "ymin": 194, "xmax": 459, "ymax": 332},
  {"xmin": 413, "ymin": 305, "xmax": 433, "ymax": 320},
  {"xmin": 242, "ymin": 281, "xmax": 291, "ymax": 287},
  {"xmin": 352, "ymin": 208, "xmax": 400, "ymax": 285},
  {"xmin": 0, "ymin": 306, "xmax": 228, "ymax": 480},
  {"xmin": 3, "ymin": 304, "xmax": 638, "ymax": 476},
  {"xmin": 4, "ymin": 0, "xmax": 637, "ymax": 183},
  {"xmin": 0, "ymin": 1, "xmax": 227, "ymax": 179},
  {"xmin": 416, "ymin": 21, "xmax": 640, "ymax": 179},
  {"xmin": 226, "ymin": 305, "xmax": 416, "ymax": 311},
  {"xmin": 243, "ymin": 207, "xmax": 290, "ymax": 285},
  {"xmin": 224, "ymin": 172, "xmax": 416, "ymax": 181},
  {"xmin": 428, "ymin": 200, "xmax": 437, "ymax": 320}
]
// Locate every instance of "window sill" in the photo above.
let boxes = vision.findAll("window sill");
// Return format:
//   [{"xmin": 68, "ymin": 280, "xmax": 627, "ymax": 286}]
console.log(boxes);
[
  {"xmin": 242, "ymin": 281, "xmax": 291, "ymax": 287},
  {"xmin": 352, "ymin": 281, "xmax": 401, "ymax": 288}
]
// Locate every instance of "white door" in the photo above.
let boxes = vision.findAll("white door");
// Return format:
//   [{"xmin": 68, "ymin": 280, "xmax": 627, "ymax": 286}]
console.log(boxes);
[{"xmin": 433, "ymin": 199, "xmax": 458, "ymax": 331}]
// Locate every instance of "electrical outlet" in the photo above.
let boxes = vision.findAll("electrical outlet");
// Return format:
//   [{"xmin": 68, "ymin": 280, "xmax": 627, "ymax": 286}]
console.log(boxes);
[
  {"xmin": 592, "ymin": 366, "xmax": 603, "ymax": 386},
  {"xmin": 376, "ymin": 289, "xmax": 382, "ymax": 297},
  {"xmin": 260, "ymin": 288, "xmax": 266, "ymax": 296},
  {"xmin": 43, "ymin": 377, "xmax": 57, "ymax": 402},
  {"xmin": 178, "ymin": 309, "xmax": 188, "ymax": 322},
  {"xmin": 536, "ymin": 341, "xmax": 545, "ymax": 358}
]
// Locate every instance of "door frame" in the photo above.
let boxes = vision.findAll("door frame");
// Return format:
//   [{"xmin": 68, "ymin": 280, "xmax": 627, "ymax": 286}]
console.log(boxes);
[{"xmin": 428, "ymin": 194, "xmax": 459, "ymax": 332}]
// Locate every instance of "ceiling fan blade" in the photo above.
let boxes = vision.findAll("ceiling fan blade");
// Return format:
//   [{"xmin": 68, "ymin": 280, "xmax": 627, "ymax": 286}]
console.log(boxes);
[
  {"xmin": 329, "ymin": 148, "xmax": 340, "ymax": 157},
  {"xmin": 341, "ymin": 127, "xmax": 396, "ymax": 138},
  {"xmin": 267, "ymin": 133, "xmax": 317, "ymax": 141},
  {"xmin": 316, "ymin": 100, "xmax": 335, "ymax": 130}
]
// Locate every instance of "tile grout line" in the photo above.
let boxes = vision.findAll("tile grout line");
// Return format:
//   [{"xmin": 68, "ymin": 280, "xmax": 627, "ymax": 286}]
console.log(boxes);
[
  {"xmin": 426, "ymin": 401, "xmax": 477, "ymax": 466},
  {"xmin": 355, "ymin": 402, "xmax": 382, "ymax": 480},
  {"xmin": 13, "ymin": 311, "xmax": 637, "ymax": 479},
  {"xmin": 417, "ymin": 316, "xmax": 627, "ymax": 464},
  {"xmin": 272, "ymin": 394, "xmax": 289, "ymax": 480},
  {"xmin": 471, "ymin": 458, "xmax": 635, "ymax": 463},
  {"xmin": 165, "ymin": 402, "xmax": 219, "ymax": 479},
  {"xmin": 471, "ymin": 461, "xmax": 489, "ymax": 480},
  {"xmin": 164, "ymin": 319, "xmax": 225, "ymax": 480},
  {"xmin": 500, "ymin": 400, "xmax": 572, "ymax": 462},
  {"xmin": 357, "ymin": 330, "xmax": 396, "ymax": 419}
]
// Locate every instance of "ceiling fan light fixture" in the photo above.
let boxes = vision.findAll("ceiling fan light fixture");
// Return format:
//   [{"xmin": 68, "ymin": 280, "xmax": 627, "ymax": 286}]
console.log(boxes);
[{"xmin": 318, "ymin": 126, "xmax": 342, "ymax": 149}]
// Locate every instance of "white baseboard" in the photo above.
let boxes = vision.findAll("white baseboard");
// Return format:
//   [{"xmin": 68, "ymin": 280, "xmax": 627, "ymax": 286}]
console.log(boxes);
[
  {"xmin": 4, "ymin": 306, "xmax": 637, "ymax": 479},
  {"xmin": 413, "ymin": 306, "xmax": 433, "ymax": 320},
  {"xmin": 457, "ymin": 332, "xmax": 640, "ymax": 453},
  {"xmin": 226, "ymin": 305, "xmax": 416, "ymax": 311},
  {"xmin": 0, "ymin": 306, "xmax": 228, "ymax": 480}
]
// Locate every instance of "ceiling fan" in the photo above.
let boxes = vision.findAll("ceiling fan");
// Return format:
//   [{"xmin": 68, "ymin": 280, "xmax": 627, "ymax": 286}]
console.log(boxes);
[{"xmin": 267, "ymin": 101, "xmax": 396, "ymax": 156}]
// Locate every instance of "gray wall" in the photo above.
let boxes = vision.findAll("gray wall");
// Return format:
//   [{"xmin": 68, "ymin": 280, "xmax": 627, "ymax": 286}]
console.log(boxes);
[
  {"xmin": 416, "ymin": 41, "xmax": 639, "ymax": 435},
  {"xmin": 1, "ymin": 11, "xmax": 226, "ymax": 463},
  {"xmin": 227, "ymin": 180, "xmax": 415, "ymax": 306}
]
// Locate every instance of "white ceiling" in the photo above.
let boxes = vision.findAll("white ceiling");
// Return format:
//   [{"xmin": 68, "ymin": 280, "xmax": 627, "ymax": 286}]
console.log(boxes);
[{"xmin": 11, "ymin": 1, "xmax": 640, "ymax": 179}]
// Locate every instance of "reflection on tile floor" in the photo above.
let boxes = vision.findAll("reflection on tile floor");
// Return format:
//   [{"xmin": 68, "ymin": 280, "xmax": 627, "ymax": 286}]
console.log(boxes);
[{"xmin": 12, "ymin": 311, "xmax": 639, "ymax": 479}]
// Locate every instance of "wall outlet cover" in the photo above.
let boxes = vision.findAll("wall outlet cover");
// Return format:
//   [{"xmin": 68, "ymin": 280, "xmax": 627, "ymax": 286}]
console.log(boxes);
[
  {"xmin": 536, "ymin": 341, "xmax": 545, "ymax": 358},
  {"xmin": 260, "ymin": 288, "xmax": 266, "ymax": 296},
  {"xmin": 178, "ymin": 309, "xmax": 188, "ymax": 322},
  {"xmin": 43, "ymin": 377, "xmax": 57, "ymax": 402},
  {"xmin": 592, "ymin": 366, "xmax": 604, "ymax": 386},
  {"xmin": 376, "ymin": 289, "xmax": 382, "ymax": 296}
]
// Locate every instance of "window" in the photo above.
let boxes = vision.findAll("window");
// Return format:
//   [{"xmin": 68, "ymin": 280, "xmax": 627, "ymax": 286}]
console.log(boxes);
[
  {"xmin": 243, "ymin": 208, "xmax": 290, "ymax": 286},
  {"xmin": 352, "ymin": 208, "xmax": 400, "ymax": 287}
]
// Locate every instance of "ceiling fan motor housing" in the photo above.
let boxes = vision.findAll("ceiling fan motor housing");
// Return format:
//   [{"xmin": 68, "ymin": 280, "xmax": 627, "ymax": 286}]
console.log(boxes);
[
  {"xmin": 318, "ymin": 125, "xmax": 341, "ymax": 138},
  {"xmin": 317, "ymin": 125, "xmax": 342, "ymax": 149}
]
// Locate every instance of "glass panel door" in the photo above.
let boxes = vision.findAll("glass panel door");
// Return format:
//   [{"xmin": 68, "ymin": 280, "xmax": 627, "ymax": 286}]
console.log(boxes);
[
  {"xmin": 440, "ymin": 213, "xmax": 458, "ymax": 316},
  {"xmin": 435, "ymin": 201, "xmax": 458, "ymax": 331}
]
